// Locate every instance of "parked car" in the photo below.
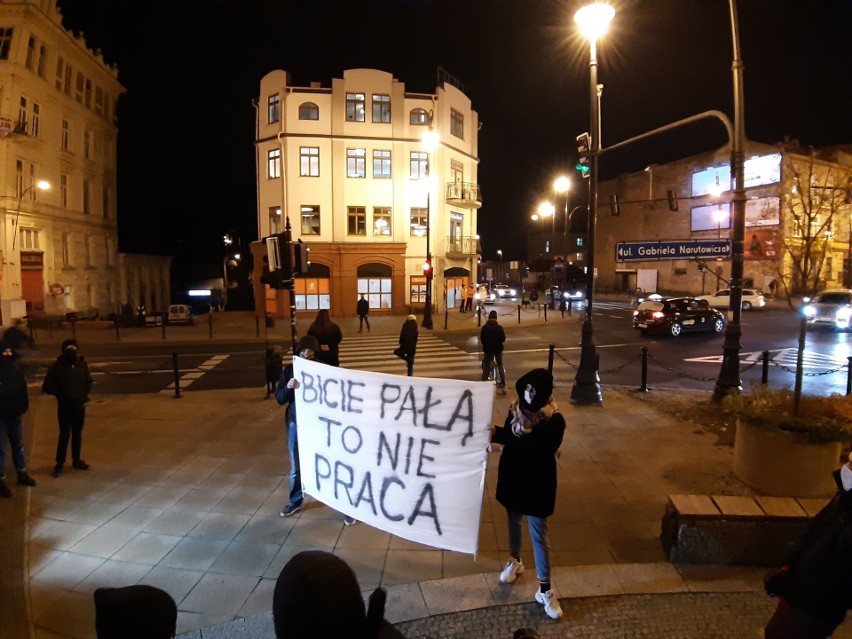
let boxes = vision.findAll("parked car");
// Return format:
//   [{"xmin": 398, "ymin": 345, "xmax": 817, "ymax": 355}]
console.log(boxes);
[
  {"xmin": 632, "ymin": 296, "xmax": 726, "ymax": 337},
  {"xmin": 167, "ymin": 304, "xmax": 195, "ymax": 325},
  {"xmin": 696, "ymin": 288, "xmax": 765, "ymax": 311},
  {"xmin": 801, "ymin": 289, "xmax": 852, "ymax": 331},
  {"xmin": 493, "ymin": 284, "xmax": 517, "ymax": 299}
]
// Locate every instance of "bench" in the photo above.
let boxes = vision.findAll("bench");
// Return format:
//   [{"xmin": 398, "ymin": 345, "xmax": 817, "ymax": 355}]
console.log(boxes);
[{"xmin": 660, "ymin": 494, "xmax": 829, "ymax": 566}]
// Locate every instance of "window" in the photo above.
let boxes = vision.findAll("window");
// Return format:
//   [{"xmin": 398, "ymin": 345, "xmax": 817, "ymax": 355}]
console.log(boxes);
[
  {"xmin": 410, "ymin": 152, "xmax": 428, "ymax": 179},
  {"xmin": 0, "ymin": 28, "xmax": 13, "ymax": 60},
  {"xmin": 31, "ymin": 103, "xmax": 40, "ymax": 137},
  {"xmin": 410, "ymin": 108, "xmax": 429, "ymax": 125},
  {"xmin": 64, "ymin": 63, "xmax": 72, "ymax": 95},
  {"xmin": 84, "ymin": 235, "xmax": 93, "ymax": 266},
  {"xmin": 358, "ymin": 263, "xmax": 393, "ymax": 309},
  {"xmin": 94, "ymin": 86, "xmax": 104, "ymax": 116},
  {"xmin": 372, "ymin": 94, "xmax": 390, "ymax": 123},
  {"xmin": 298, "ymin": 102, "xmax": 319, "ymax": 120},
  {"xmin": 18, "ymin": 96, "xmax": 27, "ymax": 132},
  {"xmin": 61, "ymin": 232, "xmax": 71, "ymax": 266},
  {"xmin": 19, "ymin": 227, "xmax": 38, "ymax": 250},
  {"xmin": 301, "ymin": 205, "xmax": 320, "ymax": 235},
  {"xmin": 299, "ymin": 146, "xmax": 319, "ymax": 177},
  {"xmin": 267, "ymin": 148, "xmax": 281, "ymax": 179},
  {"xmin": 83, "ymin": 179, "xmax": 90, "ymax": 214},
  {"xmin": 373, "ymin": 207, "xmax": 392, "ymax": 236},
  {"xmin": 576, "ymin": 237, "xmax": 584, "ymax": 246},
  {"xmin": 75, "ymin": 71, "xmax": 84, "ymax": 103},
  {"xmin": 347, "ymin": 148, "xmax": 366, "ymax": 178},
  {"xmin": 61, "ymin": 119, "xmax": 70, "ymax": 151},
  {"xmin": 60, "ymin": 174, "xmax": 68, "ymax": 208},
  {"xmin": 25, "ymin": 36, "xmax": 35, "ymax": 69},
  {"xmin": 347, "ymin": 206, "xmax": 366, "ymax": 235},
  {"xmin": 268, "ymin": 93, "xmax": 280, "ymax": 124},
  {"xmin": 84, "ymin": 78, "xmax": 92, "ymax": 108},
  {"xmin": 37, "ymin": 45, "xmax": 46, "ymax": 78},
  {"xmin": 410, "ymin": 208, "xmax": 428, "ymax": 236},
  {"xmin": 269, "ymin": 206, "xmax": 282, "ymax": 234},
  {"xmin": 451, "ymin": 108, "xmax": 464, "ymax": 139},
  {"xmin": 345, "ymin": 92, "xmax": 365, "ymax": 122},
  {"xmin": 373, "ymin": 149, "xmax": 391, "ymax": 178},
  {"xmin": 410, "ymin": 276, "xmax": 427, "ymax": 304},
  {"xmin": 15, "ymin": 160, "xmax": 23, "ymax": 199},
  {"xmin": 55, "ymin": 57, "xmax": 65, "ymax": 90},
  {"xmin": 83, "ymin": 130, "xmax": 91, "ymax": 159}
]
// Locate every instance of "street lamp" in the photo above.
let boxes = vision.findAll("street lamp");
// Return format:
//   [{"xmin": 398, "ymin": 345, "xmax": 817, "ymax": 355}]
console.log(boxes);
[
  {"xmin": 421, "ymin": 120, "xmax": 440, "ymax": 330},
  {"xmin": 11, "ymin": 179, "xmax": 50, "ymax": 250},
  {"xmin": 571, "ymin": 2, "xmax": 614, "ymax": 406}
]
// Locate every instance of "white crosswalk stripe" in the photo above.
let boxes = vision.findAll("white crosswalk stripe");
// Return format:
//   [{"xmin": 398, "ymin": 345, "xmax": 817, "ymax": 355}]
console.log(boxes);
[{"xmin": 340, "ymin": 334, "xmax": 483, "ymax": 380}]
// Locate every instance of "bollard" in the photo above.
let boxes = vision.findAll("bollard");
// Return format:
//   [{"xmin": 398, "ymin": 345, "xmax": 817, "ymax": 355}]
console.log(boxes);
[
  {"xmin": 568, "ymin": 299, "xmax": 573, "ymax": 315},
  {"xmin": 543, "ymin": 304, "xmax": 547, "ymax": 322},
  {"xmin": 114, "ymin": 319, "xmax": 120, "ymax": 342},
  {"xmin": 547, "ymin": 344, "xmax": 555, "ymax": 374},
  {"xmin": 208, "ymin": 312, "xmax": 213, "ymax": 338},
  {"xmin": 71, "ymin": 319, "xmax": 77, "ymax": 341},
  {"xmin": 561, "ymin": 305, "xmax": 565, "ymax": 319},
  {"xmin": 172, "ymin": 351, "xmax": 182, "ymax": 399},
  {"xmin": 847, "ymin": 356, "xmax": 852, "ymax": 396},
  {"xmin": 444, "ymin": 306, "xmax": 448, "ymax": 330},
  {"xmin": 517, "ymin": 304, "xmax": 521, "ymax": 324},
  {"xmin": 161, "ymin": 316, "xmax": 166, "ymax": 340},
  {"xmin": 255, "ymin": 315, "xmax": 260, "ymax": 338},
  {"xmin": 637, "ymin": 346, "xmax": 650, "ymax": 393},
  {"xmin": 477, "ymin": 307, "xmax": 482, "ymax": 327},
  {"xmin": 761, "ymin": 350, "xmax": 770, "ymax": 385}
]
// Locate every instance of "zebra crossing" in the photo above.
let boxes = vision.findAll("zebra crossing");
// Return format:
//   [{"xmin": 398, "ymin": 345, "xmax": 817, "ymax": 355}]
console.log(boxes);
[{"xmin": 339, "ymin": 333, "xmax": 484, "ymax": 380}]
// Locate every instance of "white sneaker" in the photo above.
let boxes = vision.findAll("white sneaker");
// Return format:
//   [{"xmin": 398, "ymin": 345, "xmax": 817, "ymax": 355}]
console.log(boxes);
[
  {"xmin": 535, "ymin": 589, "xmax": 563, "ymax": 619},
  {"xmin": 499, "ymin": 558, "xmax": 524, "ymax": 584}
]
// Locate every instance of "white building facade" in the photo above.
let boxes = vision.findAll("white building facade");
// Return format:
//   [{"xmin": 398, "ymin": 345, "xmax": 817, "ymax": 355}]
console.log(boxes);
[
  {"xmin": 253, "ymin": 68, "xmax": 482, "ymax": 318},
  {"xmin": 0, "ymin": 0, "xmax": 170, "ymax": 324}
]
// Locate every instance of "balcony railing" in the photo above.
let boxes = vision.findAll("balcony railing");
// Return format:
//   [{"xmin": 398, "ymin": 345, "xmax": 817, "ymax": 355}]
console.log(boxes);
[
  {"xmin": 445, "ymin": 182, "xmax": 482, "ymax": 209},
  {"xmin": 444, "ymin": 236, "xmax": 481, "ymax": 256}
]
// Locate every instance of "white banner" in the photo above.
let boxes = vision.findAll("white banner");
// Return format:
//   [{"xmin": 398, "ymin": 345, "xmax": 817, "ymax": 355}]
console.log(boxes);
[{"xmin": 292, "ymin": 357, "xmax": 494, "ymax": 555}]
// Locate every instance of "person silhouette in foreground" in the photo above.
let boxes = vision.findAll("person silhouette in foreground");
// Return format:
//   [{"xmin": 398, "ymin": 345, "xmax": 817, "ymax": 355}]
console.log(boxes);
[
  {"xmin": 0, "ymin": 339, "xmax": 37, "ymax": 497},
  {"xmin": 94, "ymin": 585, "xmax": 177, "ymax": 639},
  {"xmin": 763, "ymin": 452, "xmax": 852, "ymax": 639},
  {"xmin": 273, "ymin": 550, "xmax": 406, "ymax": 639}
]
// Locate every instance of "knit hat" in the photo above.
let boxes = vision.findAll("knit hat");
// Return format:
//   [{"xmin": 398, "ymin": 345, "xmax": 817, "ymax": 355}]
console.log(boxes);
[
  {"xmin": 295, "ymin": 335, "xmax": 319, "ymax": 355},
  {"xmin": 61, "ymin": 338, "xmax": 78, "ymax": 351},
  {"xmin": 93, "ymin": 585, "xmax": 177, "ymax": 639},
  {"xmin": 488, "ymin": 310, "xmax": 497, "ymax": 320},
  {"xmin": 407, "ymin": 314, "xmax": 416, "ymax": 321},
  {"xmin": 515, "ymin": 368, "xmax": 553, "ymax": 412}
]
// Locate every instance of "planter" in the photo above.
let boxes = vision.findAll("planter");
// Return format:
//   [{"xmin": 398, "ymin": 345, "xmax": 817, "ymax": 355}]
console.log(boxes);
[{"xmin": 734, "ymin": 419, "xmax": 841, "ymax": 498}]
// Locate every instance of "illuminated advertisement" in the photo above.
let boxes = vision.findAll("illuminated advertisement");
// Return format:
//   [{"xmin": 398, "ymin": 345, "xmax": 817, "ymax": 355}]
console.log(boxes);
[{"xmin": 691, "ymin": 153, "xmax": 782, "ymax": 196}]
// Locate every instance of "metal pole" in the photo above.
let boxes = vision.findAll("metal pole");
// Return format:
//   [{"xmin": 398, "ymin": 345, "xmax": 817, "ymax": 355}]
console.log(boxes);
[
  {"xmin": 208, "ymin": 311, "xmax": 213, "ymax": 338},
  {"xmin": 161, "ymin": 316, "xmax": 166, "ymax": 340},
  {"xmin": 517, "ymin": 304, "xmax": 521, "ymax": 324},
  {"xmin": 571, "ymin": 37, "xmax": 603, "ymax": 405},
  {"xmin": 444, "ymin": 305, "xmax": 448, "ymax": 330},
  {"xmin": 712, "ymin": 0, "xmax": 747, "ymax": 402},
  {"xmin": 422, "ymin": 191, "xmax": 434, "ymax": 329},
  {"xmin": 284, "ymin": 216, "xmax": 299, "ymax": 354},
  {"xmin": 638, "ymin": 346, "xmax": 650, "ymax": 393},
  {"xmin": 172, "ymin": 351, "xmax": 182, "ymax": 399},
  {"xmin": 548, "ymin": 344, "xmax": 555, "ymax": 374},
  {"xmin": 847, "ymin": 356, "xmax": 852, "ymax": 396},
  {"xmin": 761, "ymin": 350, "xmax": 770, "ymax": 385}
]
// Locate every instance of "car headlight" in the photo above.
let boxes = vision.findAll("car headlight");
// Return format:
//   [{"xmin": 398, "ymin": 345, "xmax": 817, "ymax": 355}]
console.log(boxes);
[
  {"xmin": 803, "ymin": 305, "xmax": 816, "ymax": 318},
  {"xmin": 509, "ymin": 289, "xmax": 516, "ymax": 296},
  {"xmin": 837, "ymin": 307, "xmax": 852, "ymax": 321}
]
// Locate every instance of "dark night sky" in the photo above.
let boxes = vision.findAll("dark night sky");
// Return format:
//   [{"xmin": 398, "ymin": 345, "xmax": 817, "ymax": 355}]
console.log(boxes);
[{"xmin": 55, "ymin": 0, "xmax": 852, "ymax": 274}]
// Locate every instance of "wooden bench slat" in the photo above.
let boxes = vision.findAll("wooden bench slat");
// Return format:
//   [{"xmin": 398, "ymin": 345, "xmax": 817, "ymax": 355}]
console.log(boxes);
[
  {"xmin": 754, "ymin": 496, "xmax": 807, "ymax": 517},
  {"xmin": 669, "ymin": 494, "xmax": 720, "ymax": 516},
  {"xmin": 712, "ymin": 495, "xmax": 764, "ymax": 516}
]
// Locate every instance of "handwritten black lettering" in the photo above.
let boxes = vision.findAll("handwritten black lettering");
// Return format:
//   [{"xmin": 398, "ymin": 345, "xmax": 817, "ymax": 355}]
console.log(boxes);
[
  {"xmin": 416, "ymin": 439, "xmax": 439, "ymax": 478},
  {"xmin": 380, "ymin": 476, "xmax": 405, "ymax": 521},
  {"xmin": 408, "ymin": 483, "xmax": 442, "ymax": 535}
]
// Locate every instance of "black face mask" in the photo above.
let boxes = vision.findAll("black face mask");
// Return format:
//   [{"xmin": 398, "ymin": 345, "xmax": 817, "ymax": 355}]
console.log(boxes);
[{"xmin": 62, "ymin": 349, "xmax": 78, "ymax": 362}]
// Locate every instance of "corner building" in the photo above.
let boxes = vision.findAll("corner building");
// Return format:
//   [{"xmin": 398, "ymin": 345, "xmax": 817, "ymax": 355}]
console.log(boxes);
[{"xmin": 253, "ymin": 68, "xmax": 482, "ymax": 318}]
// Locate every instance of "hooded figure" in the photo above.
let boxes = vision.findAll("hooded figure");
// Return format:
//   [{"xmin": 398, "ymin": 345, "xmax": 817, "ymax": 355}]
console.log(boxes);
[
  {"xmin": 42, "ymin": 339, "xmax": 93, "ymax": 477},
  {"xmin": 0, "ymin": 339, "xmax": 36, "ymax": 497},
  {"xmin": 764, "ymin": 452, "xmax": 852, "ymax": 638},
  {"xmin": 398, "ymin": 315, "xmax": 418, "ymax": 376},
  {"xmin": 273, "ymin": 550, "xmax": 405, "ymax": 639},
  {"xmin": 94, "ymin": 585, "xmax": 177, "ymax": 639}
]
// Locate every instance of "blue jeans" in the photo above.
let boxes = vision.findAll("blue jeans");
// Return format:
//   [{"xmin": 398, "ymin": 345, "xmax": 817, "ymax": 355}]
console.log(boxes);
[
  {"xmin": 0, "ymin": 414, "xmax": 26, "ymax": 474},
  {"xmin": 287, "ymin": 421, "xmax": 303, "ymax": 508},
  {"xmin": 506, "ymin": 509, "xmax": 551, "ymax": 582}
]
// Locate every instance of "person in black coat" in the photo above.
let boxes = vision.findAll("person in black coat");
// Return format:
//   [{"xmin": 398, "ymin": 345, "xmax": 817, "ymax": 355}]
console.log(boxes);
[
  {"xmin": 307, "ymin": 309, "xmax": 343, "ymax": 367},
  {"xmin": 42, "ymin": 339, "xmax": 93, "ymax": 477},
  {"xmin": 480, "ymin": 310, "xmax": 507, "ymax": 392},
  {"xmin": 490, "ymin": 368, "xmax": 565, "ymax": 620},
  {"xmin": 399, "ymin": 315, "xmax": 418, "ymax": 377},
  {"xmin": 764, "ymin": 454, "xmax": 852, "ymax": 638},
  {"xmin": 0, "ymin": 339, "xmax": 36, "ymax": 498},
  {"xmin": 357, "ymin": 294, "xmax": 371, "ymax": 333}
]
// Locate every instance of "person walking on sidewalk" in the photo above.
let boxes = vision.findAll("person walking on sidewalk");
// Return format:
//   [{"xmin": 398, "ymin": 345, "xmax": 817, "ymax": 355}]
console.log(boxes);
[
  {"xmin": 763, "ymin": 453, "xmax": 852, "ymax": 639},
  {"xmin": 307, "ymin": 309, "xmax": 343, "ymax": 367},
  {"xmin": 398, "ymin": 314, "xmax": 419, "ymax": 377},
  {"xmin": 460, "ymin": 284, "xmax": 468, "ymax": 313},
  {"xmin": 490, "ymin": 368, "xmax": 565, "ymax": 620},
  {"xmin": 480, "ymin": 310, "xmax": 507, "ymax": 393},
  {"xmin": 42, "ymin": 339, "xmax": 93, "ymax": 477},
  {"xmin": 0, "ymin": 339, "xmax": 36, "ymax": 498},
  {"xmin": 357, "ymin": 294, "xmax": 371, "ymax": 333}
]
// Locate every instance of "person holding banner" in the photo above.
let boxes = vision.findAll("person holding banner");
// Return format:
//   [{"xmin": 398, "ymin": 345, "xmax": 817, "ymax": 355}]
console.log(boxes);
[
  {"xmin": 490, "ymin": 368, "xmax": 565, "ymax": 620},
  {"xmin": 307, "ymin": 309, "xmax": 343, "ymax": 367}
]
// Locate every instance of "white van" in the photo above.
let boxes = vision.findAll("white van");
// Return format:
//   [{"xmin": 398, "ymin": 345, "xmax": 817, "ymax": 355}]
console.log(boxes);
[{"xmin": 167, "ymin": 304, "xmax": 194, "ymax": 325}]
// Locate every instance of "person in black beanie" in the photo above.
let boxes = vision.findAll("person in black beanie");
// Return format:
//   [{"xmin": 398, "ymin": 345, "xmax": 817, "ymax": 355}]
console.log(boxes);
[
  {"xmin": 42, "ymin": 339, "xmax": 93, "ymax": 477},
  {"xmin": 490, "ymin": 368, "xmax": 565, "ymax": 620},
  {"xmin": 0, "ymin": 339, "xmax": 36, "ymax": 498},
  {"xmin": 94, "ymin": 585, "xmax": 177, "ymax": 639},
  {"xmin": 273, "ymin": 550, "xmax": 405, "ymax": 639}
]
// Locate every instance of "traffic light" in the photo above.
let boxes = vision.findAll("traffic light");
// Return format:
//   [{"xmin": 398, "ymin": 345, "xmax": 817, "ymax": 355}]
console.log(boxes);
[
  {"xmin": 260, "ymin": 259, "xmax": 286, "ymax": 290},
  {"xmin": 291, "ymin": 241, "xmax": 309, "ymax": 275},
  {"xmin": 422, "ymin": 261, "xmax": 432, "ymax": 275},
  {"xmin": 576, "ymin": 132, "xmax": 591, "ymax": 178},
  {"xmin": 667, "ymin": 190, "xmax": 678, "ymax": 211}
]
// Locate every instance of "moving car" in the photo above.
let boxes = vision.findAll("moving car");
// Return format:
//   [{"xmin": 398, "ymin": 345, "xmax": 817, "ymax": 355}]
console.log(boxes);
[
  {"xmin": 167, "ymin": 304, "xmax": 195, "ymax": 325},
  {"xmin": 696, "ymin": 288, "xmax": 765, "ymax": 311},
  {"xmin": 801, "ymin": 289, "xmax": 852, "ymax": 331},
  {"xmin": 546, "ymin": 285, "xmax": 584, "ymax": 309},
  {"xmin": 473, "ymin": 285, "xmax": 496, "ymax": 305},
  {"xmin": 493, "ymin": 284, "xmax": 517, "ymax": 299},
  {"xmin": 632, "ymin": 296, "xmax": 726, "ymax": 337}
]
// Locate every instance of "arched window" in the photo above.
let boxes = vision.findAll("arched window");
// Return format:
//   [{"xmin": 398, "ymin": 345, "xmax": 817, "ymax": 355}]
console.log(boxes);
[
  {"xmin": 409, "ymin": 108, "xmax": 429, "ymax": 125},
  {"xmin": 295, "ymin": 263, "xmax": 330, "ymax": 310},
  {"xmin": 299, "ymin": 102, "xmax": 319, "ymax": 120},
  {"xmin": 357, "ymin": 263, "xmax": 393, "ymax": 309}
]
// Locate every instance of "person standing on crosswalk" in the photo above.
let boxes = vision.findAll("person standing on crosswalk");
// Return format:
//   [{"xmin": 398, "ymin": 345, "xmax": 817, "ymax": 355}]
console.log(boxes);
[
  {"xmin": 307, "ymin": 309, "xmax": 343, "ymax": 367},
  {"xmin": 480, "ymin": 310, "xmax": 507, "ymax": 393},
  {"xmin": 399, "ymin": 315, "xmax": 418, "ymax": 376}
]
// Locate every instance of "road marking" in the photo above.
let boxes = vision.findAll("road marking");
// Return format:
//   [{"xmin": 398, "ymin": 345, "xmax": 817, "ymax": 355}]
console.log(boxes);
[{"xmin": 685, "ymin": 348, "xmax": 850, "ymax": 369}]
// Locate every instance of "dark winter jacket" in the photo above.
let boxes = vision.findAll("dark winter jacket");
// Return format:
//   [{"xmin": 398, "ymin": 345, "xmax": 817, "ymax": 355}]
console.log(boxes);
[
  {"xmin": 0, "ymin": 355, "xmax": 28, "ymax": 418},
  {"xmin": 775, "ymin": 482, "xmax": 852, "ymax": 633},
  {"xmin": 399, "ymin": 319, "xmax": 418, "ymax": 357},
  {"xmin": 357, "ymin": 298, "xmax": 369, "ymax": 317},
  {"xmin": 42, "ymin": 354, "xmax": 93, "ymax": 405},
  {"xmin": 308, "ymin": 324, "xmax": 343, "ymax": 367},
  {"xmin": 275, "ymin": 362, "xmax": 298, "ymax": 424},
  {"xmin": 491, "ymin": 408, "xmax": 565, "ymax": 518},
  {"xmin": 479, "ymin": 319, "xmax": 506, "ymax": 354}
]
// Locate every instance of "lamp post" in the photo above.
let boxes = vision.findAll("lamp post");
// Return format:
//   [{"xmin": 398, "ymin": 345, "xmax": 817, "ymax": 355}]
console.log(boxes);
[
  {"xmin": 11, "ymin": 179, "xmax": 50, "ymax": 250},
  {"xmin": 421, "ymin": 123, "xmax": 440, "ymax": 330},
  {"xmin": 571, "ymin": 2, "xmax": 613, "ymax": 406}
]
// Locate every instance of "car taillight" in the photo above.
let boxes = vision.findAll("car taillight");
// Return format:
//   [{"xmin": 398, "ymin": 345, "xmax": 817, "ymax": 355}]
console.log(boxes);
[
  {"xmin": 652, "ymin": 311, "xmax": 664, "ymax": 319},
  {"xmin": 632, "ymin": 310, "xmax": 638, "ymax": 317}
]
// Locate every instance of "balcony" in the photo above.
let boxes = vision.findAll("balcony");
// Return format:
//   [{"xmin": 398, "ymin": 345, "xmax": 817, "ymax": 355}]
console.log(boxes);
[
  {"xmin": 444, "ymin": 236, "xmax": 481, "ymax": 258},
  {"xmin": 445, "ymin": 182, "xmax": 482, "ymax": 209}
]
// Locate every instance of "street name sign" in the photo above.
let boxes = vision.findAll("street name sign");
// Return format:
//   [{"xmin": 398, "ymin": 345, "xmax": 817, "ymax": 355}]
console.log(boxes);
[{"xmin": 615, "ymin": 240, "xmax": 731, "ymax": 262}]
